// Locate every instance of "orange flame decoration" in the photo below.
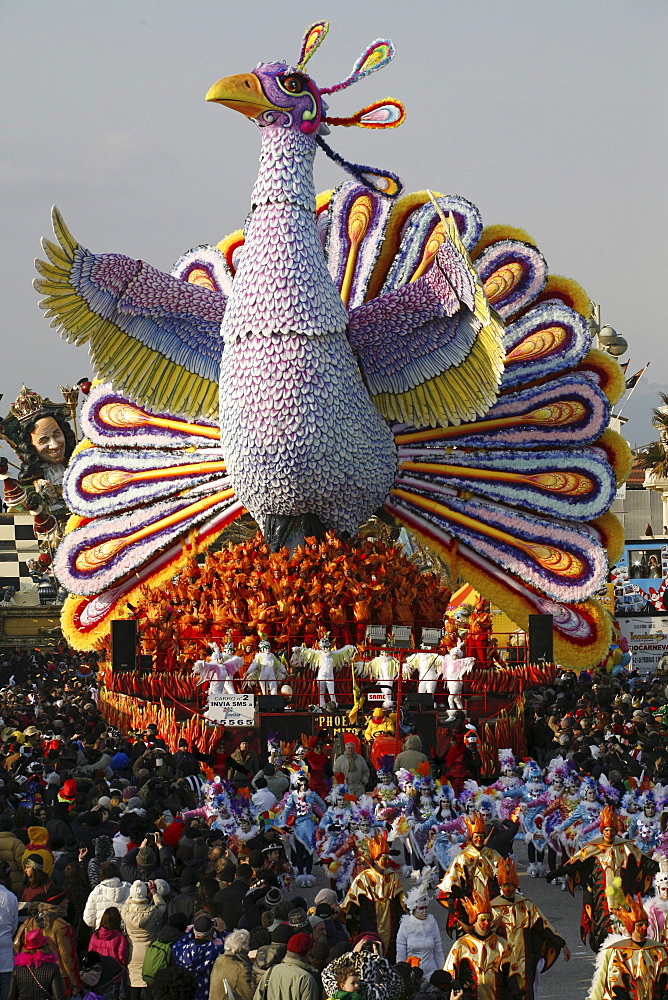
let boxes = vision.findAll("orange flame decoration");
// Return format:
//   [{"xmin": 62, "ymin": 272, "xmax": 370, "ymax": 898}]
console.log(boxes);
[{"xmin": 98, "ymin": 688, "xmax": 223, "ymax": 754}]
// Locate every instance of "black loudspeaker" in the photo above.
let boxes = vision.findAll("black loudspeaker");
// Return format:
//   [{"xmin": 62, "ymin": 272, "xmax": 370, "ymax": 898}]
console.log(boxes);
[
  {"xmin": 111, "ymin": 619, "xmax": 137, "ymax": 673},
  {"xmin": 528, "ymin": 614, "xmax": 553, "ymax": 662},
  {"xmin": 138, "ymin": 655, "xmax": 152, "ymax": 672},
  {"xmin": 257, "ymin": 695, "xmax": 286, "ymax": 713},
  {"xmin": 407, "ymin": 693, "xmax": 435, "ymax": 710},
  {"xmin": 259, "ymin": 712, "xmax": 314, "ymax": 747}
]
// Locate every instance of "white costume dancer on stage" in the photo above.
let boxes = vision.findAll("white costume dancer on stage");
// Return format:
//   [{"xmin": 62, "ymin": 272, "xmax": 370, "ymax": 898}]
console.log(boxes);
[
  {"xmin": 297, "ymin": 632, "xmax": 356, "ymax": 708},
  {"xmin": 405, "ymin": 646, "xmax": 440, "ymax": 695},
  {"xmin": 366, "ymin": 650, "xmax": 402, "ymax": 701},
  {"xmin": 440, "ymin": 642, "xmax": 475, "ymax": 714},
  {"xmin": 246, "ymin": 636, "xmax": 287, "ymax": 695}
]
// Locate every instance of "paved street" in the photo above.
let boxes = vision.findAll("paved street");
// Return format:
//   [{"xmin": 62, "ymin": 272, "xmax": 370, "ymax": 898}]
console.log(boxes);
[{"xmin": 299, "ymin": 840, "xmax": 597, "ymax": 999}]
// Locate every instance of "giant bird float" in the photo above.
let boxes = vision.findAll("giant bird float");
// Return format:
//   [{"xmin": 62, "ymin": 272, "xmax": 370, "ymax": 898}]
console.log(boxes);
[{"xmin": 35, "ymin": 22, "xmax": 628, "ymax": 665}]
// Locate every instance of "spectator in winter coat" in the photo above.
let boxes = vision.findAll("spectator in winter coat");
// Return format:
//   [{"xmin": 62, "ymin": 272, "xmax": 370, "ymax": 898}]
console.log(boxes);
[
  {"xmin": 15, "ymin": 889, "xmax": 82, "ymax": 998},
  {"xmin": 0, "ymin": 817, "xmax": 27, "ymax": 894},
  {"xmin": 7, "ymin": 929, "xmax": 65, "ymax": 1000},
  {"xmin": 172, "ymin": 915, "xmax": 224, "ymax": 1000},
  {"xmin": 51, "ymin": 841, "xmax": 80, "ymax": 888},
  {"xmin": 209, "ymin": 929, "xmax": 255, "ymax": 1000},
  {"xmin": 252, "ymin": 924, "xmax": 291, "ymax": 986},
  {"xmin": 83, "ymin": 862, "xmax": 131, "ymax": 930},
  {"xmin": 121, "ymin": 881, "xmax": 167, "ymax": 1000},
  {"xmin": 167, "ymin": 869, "xmax": 200, "ymax": 924},
  {"xmin": 87, "ymin": 907, "xmax": 130, "ymax": 966},
  {"xmin": 393, "ymin": 735, "xmax": 428, "ymax": 774},
  {"xmin": 141, "ymin": 913, "xmax": 188, "ymax": 993},
  {"xmin": 213, "ymin": 864, "xmax": 251, "ymax": 932},
  {"xmin": 254, "ymin": 933, "xmax": 320, "ymax": 1000},
  {"xmin": 0, "ymin": 870, "xmax": 19, "ymax": 1000},
  {"xmin": 332, "ymin": 744, "xmax": 370, "ymax": 799}
]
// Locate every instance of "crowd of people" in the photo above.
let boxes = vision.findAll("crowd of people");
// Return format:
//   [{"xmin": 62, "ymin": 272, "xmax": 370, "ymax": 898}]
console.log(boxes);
[{"xmin": 0, "ymin": 644, "xmax": 667, "ymax": 999}]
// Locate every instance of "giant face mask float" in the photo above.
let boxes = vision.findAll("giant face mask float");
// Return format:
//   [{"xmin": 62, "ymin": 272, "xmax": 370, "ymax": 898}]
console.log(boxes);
[{"xmin": 39, "ymin": 21, "xmax": 625, "ymax": 665}]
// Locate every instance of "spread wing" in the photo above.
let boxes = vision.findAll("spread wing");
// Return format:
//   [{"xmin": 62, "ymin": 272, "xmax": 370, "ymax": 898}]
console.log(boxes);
[
  {"xmin": 34, "ymin": 208, "xmax": 226, "ymax": 420},
  {"xmin": 347, "ymin": 217, "xmax": 505, "ymax": 428}
]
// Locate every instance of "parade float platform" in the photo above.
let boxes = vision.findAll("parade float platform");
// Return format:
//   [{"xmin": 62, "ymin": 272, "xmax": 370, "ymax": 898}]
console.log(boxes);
[{"xmin": 99, "ymin": 658, "xmax": 553, "ymax": 772}]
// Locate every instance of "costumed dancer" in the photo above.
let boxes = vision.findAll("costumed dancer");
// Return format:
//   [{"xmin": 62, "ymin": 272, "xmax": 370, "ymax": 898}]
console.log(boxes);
[
  {"xmin": 503, "ymin": 761, "xmax": 549, "ymax": 877},
  {"xmin": 439, "ymin": 642, "xmax": 475, "ymax": 717},
  {"xmin": 329, "ymin": 804, "xmax": 378, "ymax": 898},
  {"xmin": 365, "ymin": 649, "xmax": 402, "ymax": 703},
  {"xmin": 542, "ymin": 759, "xmax": 577, "ymax": 886},
  {"xmin": 629, "ymin": 790, "xmax": 664, "ymax": 856},
  {"xmin": 405, "ymin": 645, "xmax": 440, "ymax": 697},
  {"xmin": 547, "ymin": 805, "xmax": 659, "ymax": 953},
  {"xmin": 436, "ymin": 810, "xmax": 502, "ymax": 938},
  {"xmin": 245, "ymin": 635, "xmax": 286, "ymax": 696},
  {"xmin": 491, "ymin": 857, "xmax": 570, "ymax": 999},
  {"xmin": 316, "ymin": 773, "xmax": 357, "ymax": 877},
  {"xmin": 370, "ymin": 757, "xmax": 402, "ymax": 827},
  {"xmin": 488, "ymin": 749, "xmax": 522, "ymax": 821},
  {"xmin": 555, "ymin": 775, "xmax": 603, "ymax": 850},
  {"xmin": 396, "ymin": 880, "xmax": 445, "ymax": 979},
  {"xmin": 296, "ymin": 631, "xmax": 356, "ymax": 709},
  {"xmin": 340, "ymin": 831, "xmax": 405, "ymax": 962},
  {"xmin": 586, "ymin": 894, "xmax": 668, "ymax": 1000},
  {"xmin": 276, "ymin": 770, "xmax": 326, "ymax": 886},
  {"xmin": 647, "ymin": 861, "xmax": 668, "ymax": 944},
  {"xmin": 443, "ymin": 886, "xmax": 518, "ymax": 1000}
]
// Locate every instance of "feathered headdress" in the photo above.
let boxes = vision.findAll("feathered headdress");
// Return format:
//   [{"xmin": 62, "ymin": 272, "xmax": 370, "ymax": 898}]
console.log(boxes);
[
  {"xmin": 612, "ymin": 893, "xmax": 648, "ymax": 934},
  {"xmin": 498, "ymin": 748, "xmax": 516, "ymax": 769},
  {"xmin": 405, "ymin": 885, "xmax": 429, "ymax": 912},
  {"xmin": 368, "ymin": 831, "xmax": 392, "ymax": 861},
  {"xmin": 580, "ymin": 776, "xmax": 599, "ymax": 801},
  {"xmin": 497, "ymin": 857, "xmax": 520, "ymax": 888},
  {"xmin": 462, "ymin": 885, "xmax": 493, "ymax": 923},
  {"xmin": 463, "ymin": 811, "xmax": 487, "ymax": 841},
  {"xmin": 290, "ymin": 769, "xmax": 309, "ymax": 789},
  {"xmin": 654, "ymin": 857, "xmax": 668, "ymax": 890},
  {"xmin": 599, "ymin": 804, "xmax": 621, "ymax": 834}
]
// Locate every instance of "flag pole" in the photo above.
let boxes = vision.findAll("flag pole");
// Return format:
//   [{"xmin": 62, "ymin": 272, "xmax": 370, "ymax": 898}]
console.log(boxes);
[{"xmin": 617, "ymin": 362, "xmax": 650, "ymax": 421}]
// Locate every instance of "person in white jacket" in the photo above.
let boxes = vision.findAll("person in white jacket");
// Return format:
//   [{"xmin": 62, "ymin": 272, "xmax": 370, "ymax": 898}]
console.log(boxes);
[
  {"xmin": 395, "ymin": 885, "xmax": 444, "ymax": 980},
  {"xmin": 0, "ymin": 874, "xmax": 18, "ymax": 1000},
  {"xmin": 83, "ymin": 862, "xmax": 132, "ymax": 929}
]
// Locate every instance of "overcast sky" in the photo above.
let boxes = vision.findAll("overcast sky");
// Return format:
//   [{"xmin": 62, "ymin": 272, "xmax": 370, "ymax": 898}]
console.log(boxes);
[{"xmin": 2, "ymin": 0, "xmax": 666, "ymax": 458}]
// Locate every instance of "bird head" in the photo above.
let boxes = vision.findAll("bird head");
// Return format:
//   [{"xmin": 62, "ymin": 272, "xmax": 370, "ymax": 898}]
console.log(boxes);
[{"xmin": 206, "ymin": 21, "xmax": 406, "ymax": 198}]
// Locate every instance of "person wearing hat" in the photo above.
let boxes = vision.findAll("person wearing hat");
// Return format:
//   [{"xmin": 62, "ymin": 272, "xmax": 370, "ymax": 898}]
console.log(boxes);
[
  {"xmin": 21, "ymin": 829, "xmax": 53, "ymax": 877},
  {"xmin": 18, "ymin": 856, "xmax": 54, "ymax": 907},
  {"xmin": 254, "ymin": 933, "xmax": 319, "ymax": 1000},
  {"xmin": 15, "ymin": 888, "xmax": 81, "ymax": 998},
  {"xmin": 121, "ymin": 881, "xmax": 167, "ymax": 1000},
  {"xmin": 7, "ymin": 929, "xmax": 65, "ymax": 1000},
  {"xmin": 172, "ymin": 915, "xmax": 224, "ymax": 1000}
]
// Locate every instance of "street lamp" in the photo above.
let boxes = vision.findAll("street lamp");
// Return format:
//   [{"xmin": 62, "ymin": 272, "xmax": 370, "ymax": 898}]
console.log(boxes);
[{"xmin": 590, "ymin": 307, "xmax": 628, "ymax": 357}]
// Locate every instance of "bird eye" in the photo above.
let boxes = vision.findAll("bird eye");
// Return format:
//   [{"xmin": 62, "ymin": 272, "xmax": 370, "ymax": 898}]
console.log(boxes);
[{"xmin": 281, "ymin": 74, "xmax": 304, "ymax": 94}]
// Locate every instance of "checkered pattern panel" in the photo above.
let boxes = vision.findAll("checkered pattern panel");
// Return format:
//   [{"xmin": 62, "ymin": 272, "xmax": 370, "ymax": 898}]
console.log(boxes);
[{"xmin": 0, "ymin": 514, "xmax": 40, "ymax": 589}]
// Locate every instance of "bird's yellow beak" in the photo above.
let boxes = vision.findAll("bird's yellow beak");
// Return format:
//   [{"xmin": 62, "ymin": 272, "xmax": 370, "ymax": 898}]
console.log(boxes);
[{"xmin": 206, "ymin": 73, "xmax": 282, "ymax": 119}]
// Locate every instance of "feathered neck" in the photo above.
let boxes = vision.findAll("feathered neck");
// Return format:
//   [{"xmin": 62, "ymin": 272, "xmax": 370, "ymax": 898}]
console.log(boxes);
[{"xmin": 251, "ymin": 127, "xmax": 317, "ymax": 213}]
